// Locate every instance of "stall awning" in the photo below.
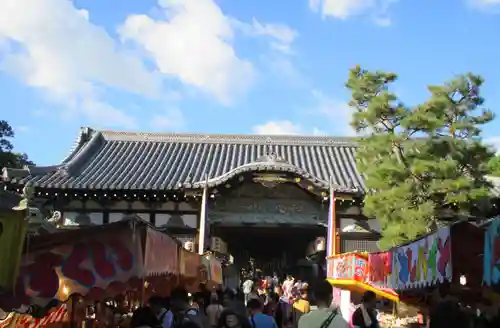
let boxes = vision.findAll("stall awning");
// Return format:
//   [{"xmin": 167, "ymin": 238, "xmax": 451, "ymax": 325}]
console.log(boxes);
[
  {"xmin": 327, "ymin": 252, "xmax": 399, "ymax": 302},
  {"xmin": 0, "ymin": 219, "xmax": 145, "ymax": 318}
]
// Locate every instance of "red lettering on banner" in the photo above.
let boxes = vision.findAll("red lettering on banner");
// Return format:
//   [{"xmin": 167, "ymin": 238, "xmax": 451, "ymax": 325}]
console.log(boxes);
[
  {"xmin": 437, "ymin": 236, "xmax": 451, "ymax": 277},
  {"xmin": 89, "ymin": 240, "xmax": 115, "ymax": 279},
  {"xmin": 61, "ymin": 242, "xmax": 96, "ymax": 287},
  {"xmin": 108, "ymin": 239, "xmax": 133, "ymax": 271}
]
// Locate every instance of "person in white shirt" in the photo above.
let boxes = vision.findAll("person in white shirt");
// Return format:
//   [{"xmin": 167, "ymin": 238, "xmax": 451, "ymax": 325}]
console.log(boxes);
[{"xmin": 205, "ymin": 293, "xmax": 224, "ymax": 328}]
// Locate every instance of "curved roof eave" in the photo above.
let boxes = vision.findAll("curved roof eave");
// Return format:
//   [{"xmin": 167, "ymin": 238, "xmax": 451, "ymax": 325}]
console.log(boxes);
[
  {"xmin": 183, "ymin": 161, "xmax": 360, "ymax": 193},
  {"xmin": 2, "ymin": 127, "xmax": 103, "ymax": 183}
]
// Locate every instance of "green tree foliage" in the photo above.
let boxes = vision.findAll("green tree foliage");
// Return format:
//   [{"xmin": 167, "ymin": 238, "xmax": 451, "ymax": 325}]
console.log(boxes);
[
  {"xmin": 346, "ymin": 66, "xmax": 494, "ymax": 249},
  {"xmin": 0, "ymin": 120, "xmax": 34, "ymax": 169},
  {"xmin": 487, "ymin": 155, "xmax": 500, "ymax": 176}
]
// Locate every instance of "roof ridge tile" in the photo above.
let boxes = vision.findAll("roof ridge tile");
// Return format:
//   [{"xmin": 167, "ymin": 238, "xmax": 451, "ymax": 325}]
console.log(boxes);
[{"xmin": 99, "ymin": 129, "xmax": 358, "ymax": 146}]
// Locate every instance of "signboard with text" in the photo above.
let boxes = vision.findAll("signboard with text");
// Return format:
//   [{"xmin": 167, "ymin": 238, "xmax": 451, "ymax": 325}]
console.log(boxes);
[{"xmin": 329, "ymin": 253, "xmax": 368, "ymax": 282}]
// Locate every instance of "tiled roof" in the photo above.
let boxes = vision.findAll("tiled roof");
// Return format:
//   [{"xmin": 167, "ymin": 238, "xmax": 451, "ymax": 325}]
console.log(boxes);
[{"xmin": 2, "ymin": 127, "xmax": 365, "ymax": 193}]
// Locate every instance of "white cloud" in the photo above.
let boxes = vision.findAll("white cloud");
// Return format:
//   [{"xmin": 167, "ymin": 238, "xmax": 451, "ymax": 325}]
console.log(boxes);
[
  {"xmin": 310, "ymin": 90, "xmax": 356, "ymax": 136},
  {"xmin": 468, "ymin": 0, "xmax": 500, "ymax": 12},
  {"xmin": 151, "ymin": 108, "xmax": 185, "ymax": 130},
  {"xmin": 232, "ymin": 18, "xmax": 298, "ymax": 55},
  {"xmin": 253, "ymin": 92, "xmax": 355, "ymax": 137},
  {"xmin": 119, "ymin": 0, "xmax": 255, "ymax": 105},
  {"xmin": 0, "ymin": 0, "xmax": 162, "ymax": 126},
  {"xmin": 15, "ymin": 126, "xmax": 30, "ymax": 133},
  {"xmin": 484, "ymin": 137, "xmax": 500, "ymax": 154},
  {"xmin": 309, "ymin": 0, "xmax": 398, "ymax": 25},
  {"xmin": 252, "ymin": 120, "xmax": 323, "ymax": 136},
  {"xmin": 81, "ymin": 100, "xmax": 137, "ymax": 129},
  {"xmin": 231, "ymin": 16, "xmax": 299, "ymax": 81}
]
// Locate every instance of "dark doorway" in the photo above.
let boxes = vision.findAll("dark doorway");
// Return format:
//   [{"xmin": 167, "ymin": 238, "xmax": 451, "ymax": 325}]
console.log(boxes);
[{"xmin": 213, "ymin": 225, "xmax": 324, "ymax": 279}]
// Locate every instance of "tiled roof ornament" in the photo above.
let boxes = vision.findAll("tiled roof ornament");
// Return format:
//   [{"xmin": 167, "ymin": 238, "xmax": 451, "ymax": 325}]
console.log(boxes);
[{"xmin": 256, "ymin": 152, "xmax": 287, "ymax": 163}]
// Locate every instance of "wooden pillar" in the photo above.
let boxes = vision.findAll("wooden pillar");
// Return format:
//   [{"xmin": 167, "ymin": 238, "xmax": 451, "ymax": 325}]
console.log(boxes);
[
  {"xmin": 335, "ymin": 214, "xmax": 340, "ymax": 255},
  {"xmin": 327, "ymin": 186, "xmax": 338, "ymax": 257}
]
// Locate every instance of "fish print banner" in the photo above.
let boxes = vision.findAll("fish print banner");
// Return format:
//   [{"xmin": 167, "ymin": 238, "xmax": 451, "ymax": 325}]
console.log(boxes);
[
  {"xmin": 390, "ymin": 227, "xmax": 452, "ymax": 290},
  {"xmin": 483, "ymin": 218, "xmax": 500, "ymax": 288},
  {"xmin": 0, "ymin": 230, "xmax": 143, "ymax": 311}
]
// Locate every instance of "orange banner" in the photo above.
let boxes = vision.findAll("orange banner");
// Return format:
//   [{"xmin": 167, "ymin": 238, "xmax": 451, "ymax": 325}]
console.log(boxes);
[
  {"xmin": 144, "ymin": 228, "xmax": 179, "ymax": 275},
  {"xmin": 179, "ymin": 249, "xmax": 200, "ymax": 278},
  {"xmin": 209, "ymin": 258, "xmax": 223, "ymax": 284}
]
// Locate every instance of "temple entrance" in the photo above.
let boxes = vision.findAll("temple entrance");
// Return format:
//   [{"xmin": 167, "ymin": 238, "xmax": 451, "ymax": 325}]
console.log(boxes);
[
  {"xmin": 214, "ymin": 225, "xmax": 325, "ymax": 280},
  {"xmin": 208, "ymin": 177, "xmax": 329, "ymax": 283}
]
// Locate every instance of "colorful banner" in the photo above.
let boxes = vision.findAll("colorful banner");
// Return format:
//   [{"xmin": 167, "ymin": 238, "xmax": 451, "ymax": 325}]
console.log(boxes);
[
  {"xmin": 0, "ymin": 229, "xmax": 143, "ymax": 310},
  {"xmin": 483, "ymin": 218, "xmax": 500, "ymax": 287},
  {"xmin": 368, "ymin": 251, "xmax": 393, "ymax": 289},
  {"xmin": 0, "ymin": 304, "xmax": 68, "ymax": 328},
  {"xmin": 179, "ymin": 249, "xmax": 200, "ymax": 278},
  {"xmin": 144, "ymin": 228, "xmax": 179, "ymax": 276},
  {"xmin": 391, "ymin": 227, "xmax": 451, "ymax": 290}
]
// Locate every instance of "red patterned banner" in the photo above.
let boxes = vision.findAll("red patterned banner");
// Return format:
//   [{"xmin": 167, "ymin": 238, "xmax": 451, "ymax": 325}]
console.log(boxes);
[
  {"xmin": 179, "ymin": 249, "xmax": 200, "ymax": 278},
  {"xmin": 0, "ymin": 229, "xmax": 143, "ymax": 311},
  {"xmin": 144, "ymin": 228, "xmax": 179, "ymax": 276},
  {"xmin": 368, "ymin": 252, "xmax": 393, "ymax": 288}
]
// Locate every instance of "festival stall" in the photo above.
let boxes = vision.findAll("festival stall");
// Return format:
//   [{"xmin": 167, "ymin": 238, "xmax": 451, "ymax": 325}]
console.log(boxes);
[
  {"xmin": 0, "ymin": 219, "xmax": 144, "ymax": 317},
  {"xmin": 0, "ymin": 217, "xmax": 188, "ymax": 328},
  {"xmin": 327, "ymin": 252, "xmax": 399, "ymax": 302}
]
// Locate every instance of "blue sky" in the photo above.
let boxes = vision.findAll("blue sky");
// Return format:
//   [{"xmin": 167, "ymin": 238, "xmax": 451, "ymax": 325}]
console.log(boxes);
[{"xmin": 1, "ymin": 0, "xmax": 500, "ymax": 165}]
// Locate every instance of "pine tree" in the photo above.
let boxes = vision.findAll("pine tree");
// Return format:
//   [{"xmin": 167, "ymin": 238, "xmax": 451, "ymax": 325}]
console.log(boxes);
[
  {"xmin": 487, "ymin": 155, "xmax": 500, "ymax": 176},
  {"xmin": 346, "ymin": 65, "xmax": 494, "ymax": 249}
]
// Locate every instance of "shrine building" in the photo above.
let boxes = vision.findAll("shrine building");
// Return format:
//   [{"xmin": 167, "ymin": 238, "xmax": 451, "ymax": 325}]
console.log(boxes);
[{"xmin": 2, "ymin": 127, "xmax": 385, "ymax": 275}]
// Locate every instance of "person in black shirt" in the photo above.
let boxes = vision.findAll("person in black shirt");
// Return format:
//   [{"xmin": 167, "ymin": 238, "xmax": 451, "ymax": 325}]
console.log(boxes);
[
  {"xmin": 428, "ymin": 282, "xmax": 469, "ymax": 328},
  {"xmin": 352, "ymin": 291, "xmax": 378, "ymax": 328}
]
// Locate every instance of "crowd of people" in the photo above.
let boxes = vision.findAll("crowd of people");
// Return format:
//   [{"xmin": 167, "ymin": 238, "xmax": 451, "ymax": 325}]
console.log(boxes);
[
  {"xmin": 127, "ymin": 276, "xmax": 500, "ymax": 328},
  {"xmin": 128, "ymin": 276, "xmax": 351, "ymax": 328}
]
